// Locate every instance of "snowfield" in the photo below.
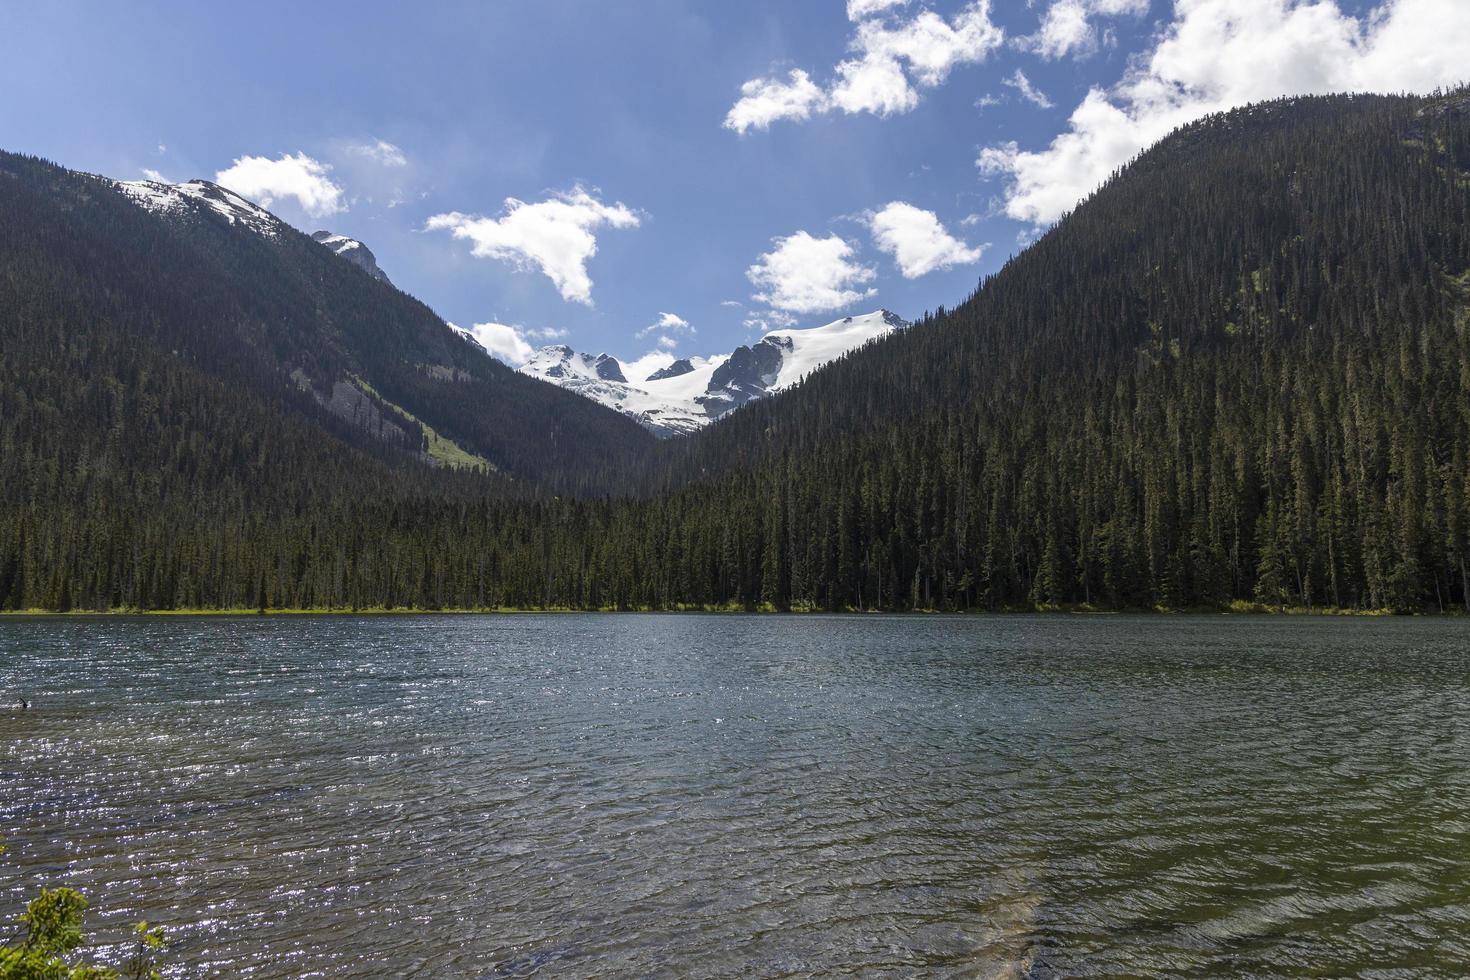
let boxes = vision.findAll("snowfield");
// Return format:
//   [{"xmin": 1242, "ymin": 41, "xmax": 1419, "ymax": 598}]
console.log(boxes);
[{"xmin": 517, "ymin": 310, "xmax": 906, "ymax": 436}]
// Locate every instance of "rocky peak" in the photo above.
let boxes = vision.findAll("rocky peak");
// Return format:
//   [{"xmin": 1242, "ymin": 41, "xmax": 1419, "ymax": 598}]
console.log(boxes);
[
  {"xmin": 647, "ymin": 358, "xmax": 695, "ymax": 381},
  {"xmin": 312, "ymin": 230, "xmax": 392, "ymax": 286},
  {"xmin": 592, "ymin": 354, "xmax": 626, "ymax": 383},
  {"xmin": 708, "ymin": 337, "xmax": 787, "ymax": 405}
]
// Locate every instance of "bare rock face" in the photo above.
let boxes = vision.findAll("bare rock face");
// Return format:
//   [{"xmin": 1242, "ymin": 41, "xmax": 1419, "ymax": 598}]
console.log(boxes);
[
  {"xmin": 592, "ymin": 354, "xmax": 626, "ymax": 383},
  {"xmin": 312, "ymin": 231, "xmax": 392, "ymax": 286},
  {"xmin": 647, "ymin": 358, "xmax": 694, "ymax": 381},
  {"xmin": 707, "ymin": 337, "xmax": 789, "ymax": 407},
  {"xmin": 325, "ymin": 380, "xmax": 413, "ymax": 448}
]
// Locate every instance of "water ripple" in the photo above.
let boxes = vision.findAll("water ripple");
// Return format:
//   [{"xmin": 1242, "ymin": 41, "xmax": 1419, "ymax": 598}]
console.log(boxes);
[{"xmin": 3, "ymin": 614, "xmax": 1470, "ymax": 977}]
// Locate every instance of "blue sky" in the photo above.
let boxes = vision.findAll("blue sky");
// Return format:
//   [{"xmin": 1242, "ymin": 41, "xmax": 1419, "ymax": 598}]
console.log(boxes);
[{"xmin": 1, "ymin": 0, "xmax": 1461, "ymax": 369}]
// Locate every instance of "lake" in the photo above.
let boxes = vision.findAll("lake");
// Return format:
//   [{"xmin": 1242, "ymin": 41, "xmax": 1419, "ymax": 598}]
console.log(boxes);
[{"xmin": 2, "ymin": 614, "xmax": 1469, "ymax": 977}]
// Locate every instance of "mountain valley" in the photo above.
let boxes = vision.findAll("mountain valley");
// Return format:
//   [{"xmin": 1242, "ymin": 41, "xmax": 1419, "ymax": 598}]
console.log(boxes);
[{"xmin": 2, "ymin": 91, "xmax": 1468, "ymax": 612}]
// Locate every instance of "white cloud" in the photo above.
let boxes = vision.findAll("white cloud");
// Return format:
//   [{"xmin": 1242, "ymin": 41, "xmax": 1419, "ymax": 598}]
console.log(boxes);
[
  {"xmin": 346, "ymin": 138, "xmax": 408, "ymax": 168},
  {"xmin": 726, "ymin": 1, "xmax": 1003, "ymax": 131},
  {"xmin": 656, "ymin": 336, "xmax": 680, "ymax": 350},
  {"xmin": 866, "ymin": 202, "xmax": 987, "ymax": 278},
  {"xmin": 852, "ymin": 4, "xmax": 1003, "ymax": 88},
  {"xmin": 847, "ymin": 0, "xmax": 909, "ymax": 20},
  {"xmin": 425, "ymin": 185, "xmax": 640, "ymax": 305},
  {"xmin": 983, "ymin": 0, "xmax": 1470, "ymax": 226},
  {"xmin": 459, "ymin": 321, "xmax": 535, "ymax": 364},
  {"xmin": 1004, "ymin": 68, "xmax": 1054, "ymax": 108},
  {"xmin": 623, "ymin": 349, "xmax": 679, "ymax": 381},
  {"xmin": 527, "ymin": 326, "xmax": 568, "ymax": 340},
  {"xmin": 724, "ymin": 70, "xmax": 829, "ymax": 133},
  {"xmin": 1028, "ymin": 0, "xmax": 1094, "ymax": 58},
  {"xmin": 830, "ymin": 53, "xmax": 919, "ymax": 116},
  {"xmin": 214, "ymin": 152, "xmax": 345, "ymax": 218},
  {"xmin": 155, "ymin": 143, "xmax": 167, "ymax": 155},
  {"xmin": 744, "ymin": 309, "xmax": 799, "ymax": 334},
  {"xmin": 140, "ymin": 168, "xmax": 168, "ymax": 183},
  {"xmin": 747, "ymin": 231, "xmax": 876, "ymax": 314},
  {"xmin": 636, "ymin": 311, "xmax": 693, "ymax": 338},
  {"xmin": 975, "ymin": 93, "xmax": 1002, "ymax": 110},
  {"xmin": 1020, "ymin": 0, "xmax": 1148, "ymax": 60}
]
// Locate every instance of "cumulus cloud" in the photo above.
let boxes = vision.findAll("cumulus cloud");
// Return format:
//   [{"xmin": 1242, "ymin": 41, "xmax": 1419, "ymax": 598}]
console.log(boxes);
[
  {"xmin": 1004, "ymin": 68, "xmax": 1054, "ymax": 108},
  {"xmin": 1027, "ymin": 0, "xmax": 1093, "ymax": 58},
  {"xmin": 636, "ymin": 311, "xmax": 693, "ymax": 339},
  {"xmin": 854, "ymin": 4, "xmax": 1003, "ymax": 88},
  {"xmin": 460, "ymin": 321, "xmax": 535, "ymax": 364},
  {"xmin": 140, "ymin": 168, "xmax": 169, "ymax": 183},
  {"xmin": 724, "ymin": 70, "xmax": 829, "ymax": 133},
  {"xmin": 983, "ymin": 0, "xmax": 1470, "ymax": 225},
  {"xmin": 866, "ymin": 202, "xmax": 987, "ymax": 278},
  {"xmin": 215, "ymin": 152, "xmax": 345, "ymax": 217},
  {"xmin": 747, "ymin": 231, "xmax": 876, "ymax": 314},
  {"xmin": 345, "ymin": 138, "xmax": 408, "ymax": 168},
  {"xmin": 425, "ymin": 185, "xmax": 640, "ymax": 305},
  {"xmin": 1020, "ymin": 0, "xmax": 1148, "ymax": 60},
  {"xmin": 725, "ymin": 1, "xmax": 1003, "ymax": 132},
  {"xmin": 830, "ymin": 53, "xmax": 919, "ymax": 116},
  {"xmin": 623, "ymin": 349, "xmax": 679, "ymax": 381},
  {"xmin": 847, "ymin": 0, "xmax": 909, "ymax": 19}
]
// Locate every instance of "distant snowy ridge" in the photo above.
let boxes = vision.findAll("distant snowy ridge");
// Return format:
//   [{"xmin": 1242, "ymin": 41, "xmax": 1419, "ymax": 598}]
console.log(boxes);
[{"xmin": 518, "ymin": 310, "xmax": 906, "ymax": 436}]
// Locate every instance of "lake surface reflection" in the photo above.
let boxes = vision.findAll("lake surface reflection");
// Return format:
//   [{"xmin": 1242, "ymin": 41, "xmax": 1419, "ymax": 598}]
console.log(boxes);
[{"xmin": 3, "ymin": 614, "xmax": 1469, "ymax": 977}]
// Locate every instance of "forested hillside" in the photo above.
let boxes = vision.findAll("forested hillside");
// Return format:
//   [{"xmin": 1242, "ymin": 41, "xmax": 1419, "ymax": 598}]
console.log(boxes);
[
  {"xmin": 2, "ymin": 90, "xmax": 1468, "ymax": 612},
  {"xmin": 626, "ymin": 89, "xmax": 1470, "ymax": 612},
  {"xmin": 0, "ymin": 150, "xmax": 653, "ymax": 517}
]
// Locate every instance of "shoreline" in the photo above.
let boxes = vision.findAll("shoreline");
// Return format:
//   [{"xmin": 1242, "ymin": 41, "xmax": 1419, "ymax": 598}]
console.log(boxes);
[{"xmin": 0, "ymin": 602, "xmax": 1449, "ymax": 618}]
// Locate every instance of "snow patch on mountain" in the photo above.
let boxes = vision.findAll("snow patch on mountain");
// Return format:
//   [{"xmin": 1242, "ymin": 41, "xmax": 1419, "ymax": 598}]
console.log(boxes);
[
  {"xmin": 522, "ymin": 346, "xmax": 628, "ymax": 383},
  {"xmin": 518, "ymin": 309, "xmax": 905, "ymax": 436},
  {"xmin": 115, "ymin": 178, "xmax": 283, "ymax": 238}
]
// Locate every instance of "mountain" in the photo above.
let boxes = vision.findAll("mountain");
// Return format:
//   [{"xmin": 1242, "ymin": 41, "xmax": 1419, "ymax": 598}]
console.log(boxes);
[
  {"xmin": 312, "ymin": 230, "xmax": 392, "ymax": 285},
  {"xmin": 0, "ymin": 154, "xmax": 652, "ymax": 524},
  {"xmin": 520, "ymin": 310, "xmax": 907, "ymax": 436}
]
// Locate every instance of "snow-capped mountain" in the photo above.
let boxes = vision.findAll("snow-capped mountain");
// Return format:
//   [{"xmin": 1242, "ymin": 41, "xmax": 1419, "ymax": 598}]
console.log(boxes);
[
  {"xmin": 312, "ymin": 230, "xmax": 392, "ymax": 285},
  {"xmin": 115, "ymin": 178, "xmax": 284, "ymax": 238},
  {"xmin": 519, "ymin": 310, "xmax": 907, "ymax": 436},
  {"xmin": 116, "ymin": 179, "xmax": 394, "ymax": 287}
]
